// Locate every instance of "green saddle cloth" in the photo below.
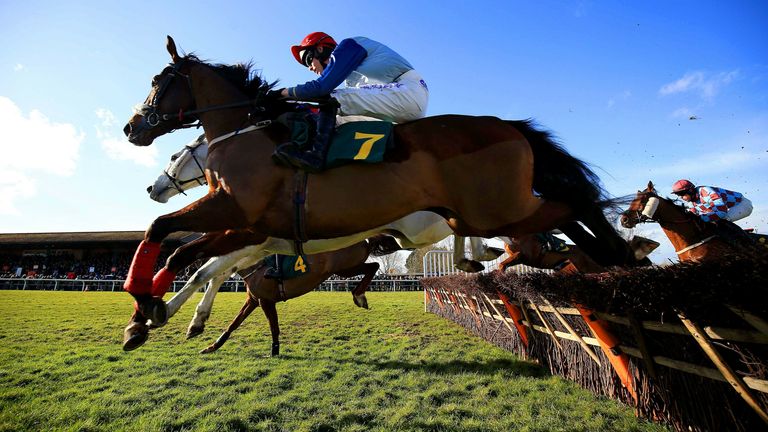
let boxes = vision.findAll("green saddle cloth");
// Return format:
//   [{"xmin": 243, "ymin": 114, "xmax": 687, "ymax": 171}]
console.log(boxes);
[
  {"xmin": 263, "ymin": 254, "xmax": 310, "ymax": 280},
  {"xmin": 282, "ymin": 113, "xmax": 394, "ymax": 168},
  {"xmin": 325, "ymin": 121, "xmax": 394, "ymax": 168}
]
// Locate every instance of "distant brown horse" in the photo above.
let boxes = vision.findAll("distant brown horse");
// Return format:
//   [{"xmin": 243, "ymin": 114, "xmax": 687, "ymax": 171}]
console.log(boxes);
[
  {"xmin": 620, "ymin": 181, "xmax": 757, "ymax": 262},
  {"xmin": 122, "ymin": 36, "xmax": 638, "ymax": 323},
  {"xmin": 497, "ymin": 233, "xmax": 659, "ymax": 273},
  {"xmin": 199, "ymin": 236, "xmax": 391, "ymax": 356}
]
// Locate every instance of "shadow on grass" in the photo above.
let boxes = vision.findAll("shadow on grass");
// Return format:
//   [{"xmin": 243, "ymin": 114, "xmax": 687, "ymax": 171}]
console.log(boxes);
[{"xmin": 277, "ymin": 354, "xmax": 546, "ymax": 378}]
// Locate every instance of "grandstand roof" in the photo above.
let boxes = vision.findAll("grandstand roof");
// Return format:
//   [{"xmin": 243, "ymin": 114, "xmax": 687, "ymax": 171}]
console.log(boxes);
[{"xmin": 0, "ymin": 231, "xmax": 200, "ymax": 248}]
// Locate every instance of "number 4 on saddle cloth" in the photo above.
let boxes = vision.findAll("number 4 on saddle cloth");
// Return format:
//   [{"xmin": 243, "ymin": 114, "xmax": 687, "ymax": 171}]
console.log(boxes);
[
  {"xmin": 263, "ymin": 254, "xmax": 309, "ymax": 281},
  {"xmin": 280, "ymin": 112, "xmax": 394, "ymax": 168}
]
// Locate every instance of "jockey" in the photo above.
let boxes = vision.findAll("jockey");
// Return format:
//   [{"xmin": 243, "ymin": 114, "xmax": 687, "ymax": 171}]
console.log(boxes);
[
  {"xmin": 671, "ymin": 179, "xmax": 753, "ymax": 223},
  {"xmin": 271, "ymin": 32, "xmax": 429, "ymax": 172}
]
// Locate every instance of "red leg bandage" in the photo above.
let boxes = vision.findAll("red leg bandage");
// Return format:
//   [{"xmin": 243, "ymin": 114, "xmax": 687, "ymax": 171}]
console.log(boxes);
[
  {"xmin": 151, "ymin": 267, "xmax": 177, "ymax": 298},
  {"xmin": 123, "ymin": 240, "xmax": 162, "ymax": 296}
]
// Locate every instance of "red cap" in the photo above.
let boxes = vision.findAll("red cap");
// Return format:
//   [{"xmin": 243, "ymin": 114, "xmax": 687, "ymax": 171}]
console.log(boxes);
[
  {"xmin": 671, "ymin": 179, "xmax": 696, "ymax": 194},
  {"xmin": 291, "ymin": 32, "xmax": 337, "ymax": 65}
]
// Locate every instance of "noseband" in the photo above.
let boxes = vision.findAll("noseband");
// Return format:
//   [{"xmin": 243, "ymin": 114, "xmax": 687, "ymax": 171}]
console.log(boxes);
[
  {"xmin": 163, "ymin": 144, "xmax": 207, "ymax": 195},
  {"xmin": 132, "ymin": 60, "xmax": 201, "ymax": 132}
]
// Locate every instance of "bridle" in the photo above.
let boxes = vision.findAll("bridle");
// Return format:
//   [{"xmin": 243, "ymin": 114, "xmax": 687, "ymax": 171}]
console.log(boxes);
[
  {"xmin": 132, "ymin": 59, "xmax": 269, "ymax": 133},
  {"xmin": 627, "ymin": 191, "xmax": 717, "ymax": 254},
  {"xmin": 133, "ymin": 60, "xmax": 199, "ymax": 131},
  {"xmin": 163, "ymin": 143, "xmax": 207, "ymax": 196}
]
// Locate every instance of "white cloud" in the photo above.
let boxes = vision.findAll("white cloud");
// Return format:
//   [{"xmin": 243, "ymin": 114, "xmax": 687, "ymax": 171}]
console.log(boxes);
[
  {"xmin": 640, "ymin": 149, "xmax": 764, "ymax": 179},
  {"xmin": 13, "ymin": 64, "xmax": 24, "ymax": 71},
  {"xmin": 0, "ymin": 97, "xmax": 84, "ymax": 214},
  {"xmin": 96, "ymin": 108, "xmax": 157, "ymax": 167},
  {"xmin": 659, "ymin": 70, "xmax": 739, "ymax": 100},
  {"xmin": 607, "ymin": 90, "xmax": 632, "ymax": 108}
]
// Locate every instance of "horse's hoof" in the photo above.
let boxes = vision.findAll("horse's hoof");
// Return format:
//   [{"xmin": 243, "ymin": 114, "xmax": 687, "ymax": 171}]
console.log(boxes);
[
  {"xmin": 271, "ymin": 343, "xmax": 280, "ymax": 357},
  {"xmin": 123, "ymin": 321, "xmax": 149, "ymax": 351},
  {"xmin": 137, "ymin": 298, "xmax": 168, "ymax": 327},
  {"xmin": 456, "ymin": 259, "xmax": 485, "ymax": 273},
  {"xmin": 478, "ymin": 246, "xmax": 505, "ymax": 261},
  {"xmin": 186, "ymin": 325, "xmax": 204, "ymax": 339},
  {"xmin": 353, "ymin": 294, "xmax": 369, "ymax": 309},
  {"xmin": 200, "ymin": 345, "xmax": 217, "ymax": 354}
]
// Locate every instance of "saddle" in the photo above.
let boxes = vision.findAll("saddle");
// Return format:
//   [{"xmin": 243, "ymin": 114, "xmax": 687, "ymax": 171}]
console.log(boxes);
[{"xmin": 276, "ymin": 112, "xmax": 395, "ymax": 169}]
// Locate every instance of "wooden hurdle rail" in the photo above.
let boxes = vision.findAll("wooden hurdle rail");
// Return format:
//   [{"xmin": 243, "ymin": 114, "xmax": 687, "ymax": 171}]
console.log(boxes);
[{"xmin": 422, "ymin": 275, "xmax": 768, "ymax": 432}]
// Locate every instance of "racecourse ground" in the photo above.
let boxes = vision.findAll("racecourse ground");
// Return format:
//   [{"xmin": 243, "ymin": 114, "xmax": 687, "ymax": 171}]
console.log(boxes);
[{"xmin": 0, "ymin": 291, "xmax": 667, "ymax": 432}]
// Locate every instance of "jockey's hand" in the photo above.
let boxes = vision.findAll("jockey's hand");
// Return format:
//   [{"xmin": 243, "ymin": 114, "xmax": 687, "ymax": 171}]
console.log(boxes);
[{"xmin": 266, "ymin": 89, "xmax": 286, "ymax": 100}]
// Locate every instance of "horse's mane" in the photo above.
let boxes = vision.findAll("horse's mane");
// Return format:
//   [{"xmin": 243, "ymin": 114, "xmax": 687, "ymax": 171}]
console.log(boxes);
[{"xmin": 185, "ymin": 54, "xmax": 277, "ymax": 98}]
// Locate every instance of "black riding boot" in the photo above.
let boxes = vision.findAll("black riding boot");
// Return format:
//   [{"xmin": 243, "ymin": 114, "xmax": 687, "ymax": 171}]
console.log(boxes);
[{"xmin": 273, "ymin": 104, "xmax": 337, "ymax": 173}]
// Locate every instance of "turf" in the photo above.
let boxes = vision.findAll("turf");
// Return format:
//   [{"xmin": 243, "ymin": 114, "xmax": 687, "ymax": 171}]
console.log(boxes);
[{"xmin": 0, "ymin": 291, "xmax": 668, "ymax": 432}]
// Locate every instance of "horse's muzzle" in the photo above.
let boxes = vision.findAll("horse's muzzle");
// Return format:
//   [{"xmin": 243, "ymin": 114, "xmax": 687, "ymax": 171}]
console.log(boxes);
[{"xmin": 124, "ymin": 119, "xmax": 155, "ymax": 146}]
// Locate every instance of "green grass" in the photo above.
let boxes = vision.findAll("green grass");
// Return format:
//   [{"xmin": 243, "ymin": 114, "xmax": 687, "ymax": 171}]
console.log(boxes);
[{"xmin": 0, "ymin": 291, "xmax": 667, "ymax": 432}]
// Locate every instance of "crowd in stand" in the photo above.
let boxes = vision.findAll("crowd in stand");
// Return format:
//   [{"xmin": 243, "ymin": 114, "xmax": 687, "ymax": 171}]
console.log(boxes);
[
  {"xmin": 0, "ymin": 251, "xmax": 204, "ymax": 280},
  {"xmin": 1, "ymin": 252, "xmax": 420, "ymax": 281}
]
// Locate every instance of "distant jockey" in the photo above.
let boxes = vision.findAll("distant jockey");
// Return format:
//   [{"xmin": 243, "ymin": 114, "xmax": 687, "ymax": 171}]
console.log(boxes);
[
  {"xmin": 270, "ymin": 32, "xmax": 429, "ymax": 172},
  {"xmin": 671, "ymin": 179, "xmax": 753, "ymax": 223}
]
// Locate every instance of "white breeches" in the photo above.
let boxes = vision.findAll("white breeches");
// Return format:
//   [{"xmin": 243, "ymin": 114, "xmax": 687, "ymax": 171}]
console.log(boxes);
[
  {"xmin": 332, "ymin": 70, "xmax": 429, "ymax": 123},
  {"xmin": 724, "ymin": 198, "xmax": 753, "ymax": 221}
]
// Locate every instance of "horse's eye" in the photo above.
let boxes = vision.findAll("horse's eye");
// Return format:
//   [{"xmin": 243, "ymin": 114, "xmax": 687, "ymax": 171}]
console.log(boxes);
[
  {"xmin": 170, "ymin": 155, "xmax": 178, "ymax": 161},
  {"xmin": 151, "ymin": 75, "xmax": 160, "ymax": 86}
]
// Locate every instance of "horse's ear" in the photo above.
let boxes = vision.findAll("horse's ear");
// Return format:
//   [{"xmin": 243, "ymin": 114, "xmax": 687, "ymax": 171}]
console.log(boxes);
[
  {"xmin": 647, "ymin": 180, "xmax": 654, "ymax": 191},
  {"xmin": 167, "ymin": 35, "xmax": 180, "ymax": 63}
]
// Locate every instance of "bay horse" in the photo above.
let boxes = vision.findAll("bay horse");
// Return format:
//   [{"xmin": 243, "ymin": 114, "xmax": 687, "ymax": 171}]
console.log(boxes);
[
  {"xmin": 620, "ymin": 181, "xmax": 758, "ymax": 262},
  {"xmin": 122, "ymin": 36, "xmax": 637, "ymax": 326},
  {"xmin": 497, "ymin": 233, "xmax": 660, "ymax": 273},
  {"xmin": 142, "ymin": 136, "xmax": 502, "ymax": 346}
]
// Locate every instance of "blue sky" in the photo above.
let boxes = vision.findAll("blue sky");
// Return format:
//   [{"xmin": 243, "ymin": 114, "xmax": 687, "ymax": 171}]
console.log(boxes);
[{"xmin": 1, "ymin": 1, "xmax": 766, "ymax": 264}]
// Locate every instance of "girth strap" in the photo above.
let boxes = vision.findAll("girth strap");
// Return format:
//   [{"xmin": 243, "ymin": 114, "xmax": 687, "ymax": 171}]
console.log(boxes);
[{"xmin": 292, "ymin": 170, "xmax": 309, "ymax": 256}]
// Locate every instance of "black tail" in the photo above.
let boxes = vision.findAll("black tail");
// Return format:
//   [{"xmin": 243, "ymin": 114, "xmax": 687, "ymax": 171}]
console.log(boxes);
[
  {"xmin": 509, "ymin": 119, "xmax": 636, "ymax": 267},
  {"xmin": 508, "ymin": 119, "xmax": 606, "ymax": 211}
]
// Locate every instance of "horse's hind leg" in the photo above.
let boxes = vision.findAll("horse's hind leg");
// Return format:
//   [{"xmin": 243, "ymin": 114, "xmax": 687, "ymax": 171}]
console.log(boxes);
[
  {"xmin": 260, "ymin": 300, "xmax": 280, "ymax": 357},
  {"xmin": 187, "ymin": 271, "xmax": 228, "ymax": 339},
  {"xmin": 454, "ymin": 236, "xmax": 485, "ymax": 273},
  {"xmin": 337, "ymin": 262, "xmax": 379, "ymax": 309},
  {"xmin": 200, "ymin": 296, "xmax": 259, "ymax": 354}
]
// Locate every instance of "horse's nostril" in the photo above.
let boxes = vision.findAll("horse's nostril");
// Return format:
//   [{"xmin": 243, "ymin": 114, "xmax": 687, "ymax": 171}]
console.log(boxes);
[
  {"xmin": 147, "ymin": 185, "xmax": 153, "ymax": 193},
  {"xmin": 123, "ymin": 123, "xmax": 132, "ymax": 137}
]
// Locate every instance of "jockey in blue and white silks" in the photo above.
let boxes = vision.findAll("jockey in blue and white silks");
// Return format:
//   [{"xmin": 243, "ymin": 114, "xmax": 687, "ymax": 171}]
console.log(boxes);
[
  {"xmin": 271, "ymin": 32, "xmax": 429, "ymax": 172},
  {"xmin": 671, "ymin": 179, "xmax": 753, "ymax": 223},
  {"xmin": 286, "ymin": 35, "xmax": 428, "ymax": 123}
]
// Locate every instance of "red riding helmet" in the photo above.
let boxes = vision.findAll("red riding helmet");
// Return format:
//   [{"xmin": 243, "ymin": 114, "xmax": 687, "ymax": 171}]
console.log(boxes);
[
  {"xmin": 671, "ymin": 179, "xmax": 696, "ymax": 194},
  {"xmin": 291, "ymin": 32, "xmax": 338, "ymax": 65}
]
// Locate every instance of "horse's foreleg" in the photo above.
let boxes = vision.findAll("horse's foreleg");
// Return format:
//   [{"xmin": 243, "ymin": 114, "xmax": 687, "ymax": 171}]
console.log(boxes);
[
  {"xmin": 260, "ymin": 299, "xmax": 280, "ymax": 357},
  {"xmin": 575, "ymin": 206, "xmax": 635, "ymax": 267},
  {"xmin": 337, "ymin": 262, "xmax": 379, "ymax": 309},
  {"xmin": 187, "ymin": 271, "xmax": 229, "ymax": 339},
  {"xmin": 153, "ymin": 230, "xmax": 265, "ymax": 299},
  {"xmin": 124, "ymin": 190, "xmax": 249, "ymax": 299},
  {"xmin": 200, "ymin": 296, "xmax": 260, "ymax": 354},
  {"xmin": 469, "ymin": 237, "xmax": 504, "ymax": 262}
]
